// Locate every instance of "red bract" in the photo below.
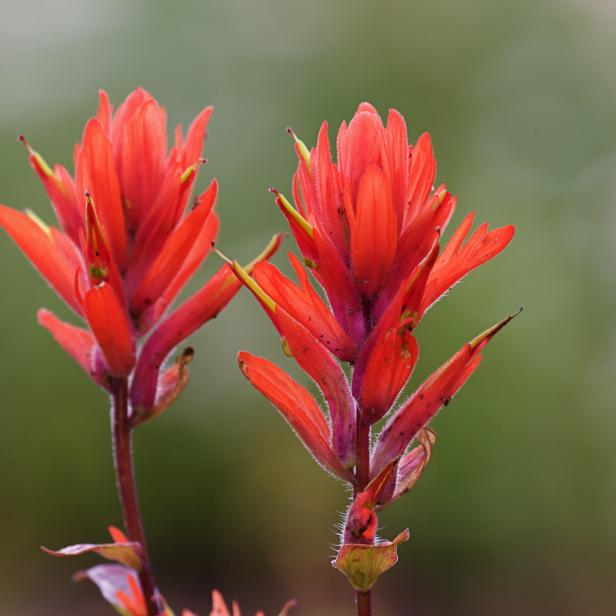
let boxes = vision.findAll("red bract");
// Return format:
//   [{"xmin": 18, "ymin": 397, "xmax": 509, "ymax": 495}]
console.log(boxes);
[
  {"xmin": 235, "ymin": 102, "xmax": 517, "ymax": 596},
  {"xmin": 0, "ymin": 88, "xmax": 279, "ymax": 418}
]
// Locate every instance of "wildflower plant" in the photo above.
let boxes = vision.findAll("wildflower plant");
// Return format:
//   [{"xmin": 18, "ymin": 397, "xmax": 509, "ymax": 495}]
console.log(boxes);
[
  {"xmin": 232, "ymin": 102, "xmax": 517, "ymax": 615},
  {"xmin": 0, "ymin": 88, "xmax": 280, "ymax": 615}
]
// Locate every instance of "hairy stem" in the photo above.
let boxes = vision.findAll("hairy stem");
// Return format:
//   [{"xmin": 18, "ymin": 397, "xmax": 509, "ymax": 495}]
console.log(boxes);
[
  {"xmin": 355, "ymin": 416, "xmax": 372, "ymax": 616},
  {"xmin": 110, "ymin": 377, "xmax": 160, "ymax": 616}
]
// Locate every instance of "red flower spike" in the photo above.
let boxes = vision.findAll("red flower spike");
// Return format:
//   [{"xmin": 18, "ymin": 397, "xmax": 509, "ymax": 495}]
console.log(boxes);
[
  {"xmin": 83, "ymin": 282, "xmax": 135, "ymax": 377},
  {"xmin": 3, "ymin": 88, "xmax": 277, "ymax": 423},
  {"xmin": 238, "ymin": 102, "xmax": 516, "ymax": 602},
  {"xmin": 371, "ymin": 311, "xmax": 520, "ymax": 476},
  {"xmin": 238, "ymin": 352, "xmax": 353, "ymax": 482}
]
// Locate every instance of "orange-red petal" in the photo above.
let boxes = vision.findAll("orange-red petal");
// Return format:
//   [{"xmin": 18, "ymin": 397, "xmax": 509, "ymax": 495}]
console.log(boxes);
[
  {"xmin": 252, "ymin": 254, "xmax": 357, "ymax": 362},
  {"xmin": 76, "ymin": 118, "xmax": 127, "ymax": 268},
  {"xmin": 238, "ymin": 352, "xmax": 353, "ymax": 482},
  {"xmin": 350, "ymin": 165, "xmax": 398, "ymax": 296},
  {"xmin": 37, "ymin": 308, "xmax": 107, "ymax": 388},
  {"xmin": 83, "ymin": 282, "xmax": 135, "ymax": 377},
  {"xmin": 372, "ymin": 313, "xmax": 517, "ymax": 475},
  {"xmin": 130, "ymin": 180, "xmax": 217, "ymax": 314},
  {"xmin": 421, "ymin": 215, "xmax": 515, "ymax": 311},
  {"xmin": 0, "ymin": 205, "xmax": 82, "ymax": 314},
  {"xmin": 404, "ymin": 132, "xmax": 436, "ymax": 226}
]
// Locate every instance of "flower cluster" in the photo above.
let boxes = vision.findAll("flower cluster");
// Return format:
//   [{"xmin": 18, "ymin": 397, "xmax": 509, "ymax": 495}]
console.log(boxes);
[
  {"xmin": 233, "ymin": 102, "xmax": 516, "ymax": 592},
  {"xmin": 0, "ymin": 88, "xmax": 279, "ymax": 422}
]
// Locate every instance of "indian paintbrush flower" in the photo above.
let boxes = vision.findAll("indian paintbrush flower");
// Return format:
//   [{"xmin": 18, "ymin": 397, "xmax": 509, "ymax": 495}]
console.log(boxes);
[
  {"xmin": 233, "ymin": 102, "xmax": 516, "ymax": 615},
  {"xmin": 1, "ymin": 88, "xmax": 279, "ymax": 418},
  {"xmin": 0, "ymin": 88, "xmax": 280, "ymax": 615}
]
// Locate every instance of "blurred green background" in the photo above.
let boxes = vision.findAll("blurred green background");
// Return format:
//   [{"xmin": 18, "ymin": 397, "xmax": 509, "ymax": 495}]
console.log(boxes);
[{"xmin": 1, "ymin": 0, "xmax": 614, "ymax": 614}]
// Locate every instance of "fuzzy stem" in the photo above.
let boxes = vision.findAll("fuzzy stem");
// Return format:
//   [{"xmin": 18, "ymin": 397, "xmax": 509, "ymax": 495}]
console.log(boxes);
[
  {"xmin": 110, "ymin": 377, "xmax": 160, "ymax": 616},
  {"xmin": 355, "ymin": 415, "xmax": 372, "ymax": 616}
]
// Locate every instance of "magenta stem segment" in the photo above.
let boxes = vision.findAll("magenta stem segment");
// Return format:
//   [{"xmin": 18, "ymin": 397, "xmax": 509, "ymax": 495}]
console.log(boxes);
[
  {"xmin": 110, "ymin": 377, "xmax": 160, "ymax": 616},
  {"xmin": 355, "ymin": 416, "xmax": 372, "ymax": 616}
]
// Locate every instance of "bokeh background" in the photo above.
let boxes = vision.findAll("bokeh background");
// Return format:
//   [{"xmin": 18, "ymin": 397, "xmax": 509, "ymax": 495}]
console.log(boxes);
[{"xmin": 1, "ymin": 1, "xmax": 615, "ymax": 614}]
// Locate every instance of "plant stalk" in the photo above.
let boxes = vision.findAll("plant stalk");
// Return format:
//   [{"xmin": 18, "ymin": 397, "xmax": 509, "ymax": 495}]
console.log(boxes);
[
  {"xmin": 355, "ymin": 416, "xmax": 372, "ymax": 616},
  {"xmin": 110, "ymin": 377, "xmax": 160, "ymax": 616}
]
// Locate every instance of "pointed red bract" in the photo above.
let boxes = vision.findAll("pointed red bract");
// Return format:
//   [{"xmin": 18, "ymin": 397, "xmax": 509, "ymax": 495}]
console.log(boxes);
[
  {"xmin": 371, "ymin": 313, "xmax": 517, "ymax": 476},
  {"xmin": 76, "ymin": 118, "xmax": 127, "ymax": 268},
  {"xmin": 0, "ymin": 205, "xmax": 82, "ymax": 314},
  {"xmin": 130, "ymin": 179, "xmax": 217, "ymax": 314},
  {"xmin": 421, "ymin": 214, "xmax": 515, "ymax": 311},
  {"xmin": 238, "ymin": 352, "xmax": 353, "ymax": 482},
  {"xmin": 253, "ymin": 254, "xmax": 357, "ymax": 362},
  {"xmin": 275, "ymin": 309, "xmax": 356, "ymax": 468},
  {"xmin": 404, "ymin": 132, "xmax": 436, "ymax": 226},
  {"xmin": 84, "ymin": 282, "xmax": 135, "ymax": 377},
  {"xmin": 37, "ymin": 309, "xmax": 107, "ymax": 388},
  {"xmin": 350, "ymin": 165, "xmax": 398, "ymax": 296}
]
